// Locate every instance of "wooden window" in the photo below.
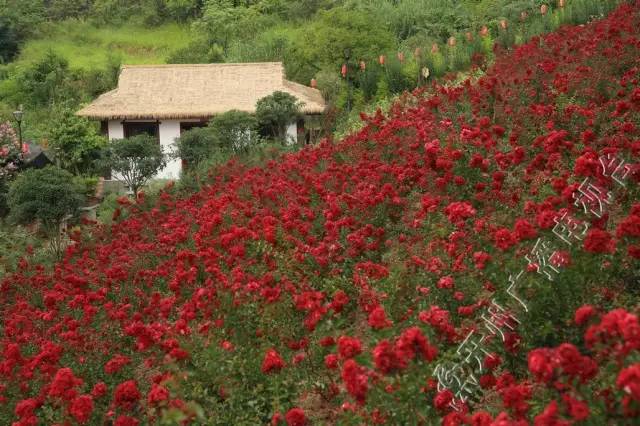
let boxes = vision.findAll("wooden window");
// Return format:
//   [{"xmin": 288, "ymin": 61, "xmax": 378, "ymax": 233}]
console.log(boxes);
[
  {"xmin": 180, "ymin": 121, "xmax": 208, "ymax": 134},
  {"xmin": 123, "ymin": 121, "xmax": 160, "ymax": 143}
]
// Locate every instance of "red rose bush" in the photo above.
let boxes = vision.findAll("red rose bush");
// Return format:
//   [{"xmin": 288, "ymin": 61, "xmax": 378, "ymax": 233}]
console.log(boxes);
[{"xmin": 2, "ymin": 2, "xmax": 640, "ymax": 424}]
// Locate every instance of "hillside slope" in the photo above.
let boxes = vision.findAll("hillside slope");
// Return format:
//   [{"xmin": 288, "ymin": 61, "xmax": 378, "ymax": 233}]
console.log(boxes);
[
  {"xmin": 13, "ymin": 21, "xmax": 193, "ymax": 70},
  {"xmin": 1, "ymin": 2, "xmax": 640, "ymax": 425}
]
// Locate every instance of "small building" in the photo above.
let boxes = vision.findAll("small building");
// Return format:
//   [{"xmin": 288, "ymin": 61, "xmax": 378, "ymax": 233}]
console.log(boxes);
[
  {"xmin": 22, "ymin": 141, "xmax": 53, "ymax": 169},
  {"xmin": 77, "ymin": 62, "xmax": 325, "ymax": 179}
]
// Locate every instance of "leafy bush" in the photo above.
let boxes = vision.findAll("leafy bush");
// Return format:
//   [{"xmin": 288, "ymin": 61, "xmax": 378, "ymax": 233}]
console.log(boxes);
[
  {"xmin": 13, "ymin": 50, "xmax": 73, "ymax": 107},
  {"xmin": 255, "ymin": 91, "xmax": 302, "ymax": 143},
  {"xmin": 48, "ymin": 108, "xmax": 106, "ymax": 175},
  {"xmin": 0, "ymin": 121, "xmax": 22, "ymax": 217},
  {"xmin": 100, "ymin": 134, "xmax": 166, "ymax": 196},
  {"xmin": 175, "ymin": 127, "xmax": 219, "ymax": 170},
  {"xmin": 209, "ymin": 110, "xmax": 259, "ymax": 153},
  {"xmin": 7, "ymin": 165, "xmax": 83, "ymax": 257},
  {"xmin": 166, "ymin": 40, "xmax": 224, "ymax": 64},
  {"xmin": 286, "ymin": 6, "xmax": 395, "ymax": 83},
  {"xmin": 0, "ymin": 17, "xmax": 19, "ymax": 64}
]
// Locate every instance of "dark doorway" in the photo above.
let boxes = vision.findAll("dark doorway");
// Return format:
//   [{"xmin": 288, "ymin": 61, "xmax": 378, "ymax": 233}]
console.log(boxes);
[
  {"xmin": 180, "ymin": 121, "xmax": 208, "ymax": 134},
  {"xmin": 123, "ymin": 121, "xmax": 159, "ymax": 142}
]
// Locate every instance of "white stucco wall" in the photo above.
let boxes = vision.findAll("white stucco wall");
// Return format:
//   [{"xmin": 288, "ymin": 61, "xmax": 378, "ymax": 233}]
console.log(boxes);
[
  {"xmin": 107, "ymin": 120, "xmax": 124, "ymax": 139},
  {"xmin": 106, "ymin": 120, "xmax": 184, "ymax": 180},
  {"xmin": 158, "ymin": 120, "xmax": 181, "ymax": 180},
  {"xmin": 106, "ymin": 118, "xmax": 303, "ymax": 183},
  {"xmin": 286, "ymin": 122, "xmax": 297, "ymax": 145}
]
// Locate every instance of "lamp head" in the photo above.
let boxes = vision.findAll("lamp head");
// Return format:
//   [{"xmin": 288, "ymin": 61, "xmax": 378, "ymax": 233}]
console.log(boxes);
[{"xmin": 13, "ymin": 106, "xmax": 23, "ymax": 123}]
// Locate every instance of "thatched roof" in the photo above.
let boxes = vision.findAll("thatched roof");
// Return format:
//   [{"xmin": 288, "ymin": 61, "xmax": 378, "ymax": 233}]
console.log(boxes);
[{"xmin": 77, "ymin": 62, "xmax": 325, "ymax": 120}]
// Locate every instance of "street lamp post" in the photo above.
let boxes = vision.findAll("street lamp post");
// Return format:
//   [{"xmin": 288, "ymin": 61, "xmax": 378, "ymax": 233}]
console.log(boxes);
[
  {"xmin": 344, "ymin": 48, "xmax": 352, "ymax": 112},
  {"xmin": 12, "ymin": 105, "xmax": 23, "ymax": 152}
]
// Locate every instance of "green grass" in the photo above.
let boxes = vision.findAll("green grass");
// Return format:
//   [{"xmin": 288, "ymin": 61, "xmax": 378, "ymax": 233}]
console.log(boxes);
[{"xmin": 15, "ymin": 20, "xmax": 194, "ymax": 70}]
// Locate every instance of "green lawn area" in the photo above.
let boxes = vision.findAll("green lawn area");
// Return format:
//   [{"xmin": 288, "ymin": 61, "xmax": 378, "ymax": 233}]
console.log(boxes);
[{"xmin": 15, "ymin": 20, "xmax": 194, "ymax": 70}]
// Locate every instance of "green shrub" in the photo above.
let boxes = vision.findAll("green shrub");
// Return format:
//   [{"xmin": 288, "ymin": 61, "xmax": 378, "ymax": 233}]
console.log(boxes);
[
  {"xmin": 100, "ymin": 134, "xmax": 166, "ymax": 196},
  {"xmin": 0, "ymin": 17, "xmax": 20, "ymax": 64},
  {"xmin": 210, "ymin": 110, "xmax": 259, "ymax": 154},
  {"xmin": 255, "ymin": 91, "xmax": 302, "ymax": 143},
  {"xmin": 7, "ymin": 166, "xmax": 84, "ymax": 258},
  {"xmin": 48, "ymin": 108, "xmax": 106, "ymax": 175},
  {"xmin": 166, "ymin": 40, "xmax": 224, "ymax": 64},
  {"xmin": 175, "ymin": 127, "xmax": 219, "ymax": 171}
]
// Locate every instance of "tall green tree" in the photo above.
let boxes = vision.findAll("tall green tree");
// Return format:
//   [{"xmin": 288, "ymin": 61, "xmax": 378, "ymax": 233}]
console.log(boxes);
[
  {"xmin": 210, "ymin": 110, "xmax": 258, "ymax": 153},
  {"xmin": 7, "ymin": 166, "xmax": 84, "ymax": 258},
  {"xmin": 14, "ymin": 50, "xmax": 71, "ymax": 107},
  {"xmin": 286, "ymin": 6, "xmax": 395, "ymax": 82},
  {"xmin": 48, "ymin": 109, "xmax": 105, "ymax": 175},
  {"xmin": 0, "ymin": 16, "xmax": 19, "ymax": 64},
  {"xmin": 101, "ymin": 134, "xmax": 166, "ymax": 196},
  {"xmin": 255, "ymin": 91, "xmax": 302, "ymax": 143}
]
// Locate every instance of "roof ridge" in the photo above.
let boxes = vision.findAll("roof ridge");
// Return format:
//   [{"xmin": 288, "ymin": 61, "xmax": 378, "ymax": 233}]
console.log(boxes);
[{"xmin": 121, "ymin": 62, "xmax": 284, "ymax": 69}]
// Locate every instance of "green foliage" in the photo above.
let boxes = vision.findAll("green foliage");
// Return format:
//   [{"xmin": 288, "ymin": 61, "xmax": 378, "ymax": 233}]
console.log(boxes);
[
  {"xmin": 176, "ymin": 110, "xmax": 259, "ymax": 173},
  {"xmin": 7, "ymin": 165, "xmax": 83, "ymax": 231},
  {"xmin": 255, "ymin": 91, "xmax": 302, "ymax": 142},
  {"xmin": 48, "ymin": 108, "xmax": 106, "ymax": 175},
  {"xmin": 0, "ymin": 121, "xmax": 21, "ymax": 217},
  {"xmin": 101, "ymin": 134, "xmax": 166, "ymax": 195},
  {"xmin": 362, "ymin": 0, "xmax": 472, "ymax": 42},
  {"xmin": 209, "ymin": 110, "xmax": 259, "ymax": 153},
  {"xmin": 0, "ymin": 16, "xmax": 19, "ymax": 64},
  {"xmin": 166, "ymin": 39, "xmax": 224, "ymax": 64},
  {"xmin": 286, "ymin": 7, "xmax": 395, "ymax": 82},
  {"xmin": 314, "ymin": 68, "xmax": 344, "ymax": 106},
  {"xmin": 73, "ymin": 175, "xmax": 99, "ymax": 199},
  {"xmin": 12, "ymin": 50, "xmax": 72, "ymax": 107},
  {"xmin": 164, "ymin": 0, "xmax": 203, "ymax": 21},
  {"xmin": 0, "ymin": 0, "xmax": 47, "ymax": 39},
  {"xmin": 46, "ymin": 0, "xmax": 93, "ymax": 21},
  {"xmin": 194, "ymin": 2, "xmax": 267, "ymax": 52},
  {"xmin": 175, "ymin": 127, "xmax": 218, "ymax": 169},
  {"xmin": 13, "ymin": 21, "xmax": 192, "ymax": 71}
]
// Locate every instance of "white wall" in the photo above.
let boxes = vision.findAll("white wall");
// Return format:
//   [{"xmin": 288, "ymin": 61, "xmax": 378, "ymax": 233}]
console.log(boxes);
[
  {"xmin": 158, "ymin": 120, "xmax": 181, "ymax": 180},
  {"xmin": 286, "ymin": 122, "xmax": 297, "ymax": 145},
  {"xmin": 108, "ymin": 120, "xmax": 124, "ymax": 139},
  {"xmin": 106, "ymin": 119, "xmax": 183, "ymax": 181},
  {"xmin": 106, "ymin": 118, "xmax": 302, "ymax": 182}
]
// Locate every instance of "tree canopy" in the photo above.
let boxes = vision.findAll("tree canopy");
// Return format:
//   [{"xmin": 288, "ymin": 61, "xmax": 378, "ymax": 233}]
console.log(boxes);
[{"xmin": 101, "ymin": 134, "xmax": 166, "ymax": 196}]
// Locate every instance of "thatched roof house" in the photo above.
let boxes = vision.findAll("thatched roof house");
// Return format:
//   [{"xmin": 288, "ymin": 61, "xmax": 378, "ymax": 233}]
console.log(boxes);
[
  {"xmin": 77, "ymin": 62, "xmax": 325, "ymax": 179},
  {"xmin": 77, "ymin": 62, "xmax": 325, "ymax": 120}
]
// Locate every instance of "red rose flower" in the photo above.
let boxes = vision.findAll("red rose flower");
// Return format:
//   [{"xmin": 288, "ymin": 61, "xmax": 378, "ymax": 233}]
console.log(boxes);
[
  {"xmin": 49, "ymin": 368, "xmax": 83, "ymax": 401},
  {"xmin": 285, "ymin": 407, "xmax": 307, "ymax": 426},
  {"xmin": 575, "ymin": 305, "xmax": 596, "ymax": 326},
  {"xmin": 91, "ymin": 382, "xmax": 107, "ymax": 399},
  {"xmin": 494, "ymin": 228, "xmax": 517, "ymax": 251},
  {"xmin": 261, "ymin": 348, "xmax": 285, "ymax": 373},
  {"xmin": 368, "ymin": 306, "xmax": 392, "ymax": 329},
  {"xmin": 617, "ymin": 364, "xmax": 640, "ymax": 401},
  {"xmin": 341, "ymin": 359, "xmax": 368, "ymax": 403},
  {"xmin": 433, "ymin": 389, "xmax": 454, "ymax": 411},
  {"xmin": 69, "ymin": 395, "xmax": 94, "ymax": 424},
  {"xmin": 147, "ymin": 384, "xmax": 170, "ymax": 406},
  {"xmin": 114, "ymin": 415, "xmax": 140, "ymax": 426},
  {"xmin": 583, "ymin": 229, "xmax": 616, "ymax": 254},
  {"xmin": 337, "ymin": 336, "xmax": 362, "ymax": 359},
  {"xmin": 114, "ymin": 380, "xmax": 141, "ymax": 408},
  {"xmin": 437, "ymin": 276, "xmax": 454, "ymax": 290},
  {"xmin": 562, "ymin": 394, "xmax": 590, "ymax": 421},
  {"xmin": 324, "ymin": 354, "xmax": 339, "ymax": 369}
]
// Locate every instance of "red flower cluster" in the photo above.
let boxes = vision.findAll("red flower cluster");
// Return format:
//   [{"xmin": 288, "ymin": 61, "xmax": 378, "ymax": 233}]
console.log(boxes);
[{"xmin": 1, "ymin": 1, "xmax": 639, "ymax": 424}]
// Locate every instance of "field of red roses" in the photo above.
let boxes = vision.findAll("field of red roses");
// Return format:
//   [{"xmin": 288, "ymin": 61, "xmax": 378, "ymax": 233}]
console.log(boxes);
[{"xmin": 2, "ymin": 2, "xmax": 640, "ymax": 425}]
